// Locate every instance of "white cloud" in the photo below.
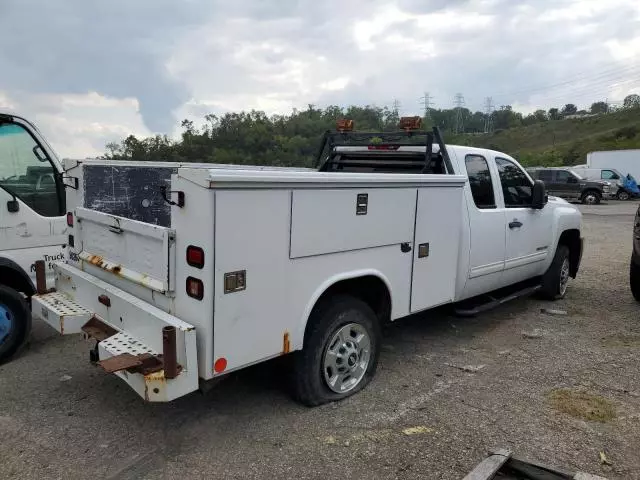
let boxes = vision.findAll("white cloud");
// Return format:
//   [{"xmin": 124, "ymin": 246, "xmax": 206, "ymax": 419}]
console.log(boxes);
[{"xmin": 1, "ymin": 0, "xmax": 639, "ymax": 157}]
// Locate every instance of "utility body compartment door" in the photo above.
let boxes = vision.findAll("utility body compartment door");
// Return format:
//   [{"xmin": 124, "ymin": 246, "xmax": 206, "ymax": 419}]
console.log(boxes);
[{"xmin": 410, "ymin": 187, "xmax": 463, "ymax": 312}]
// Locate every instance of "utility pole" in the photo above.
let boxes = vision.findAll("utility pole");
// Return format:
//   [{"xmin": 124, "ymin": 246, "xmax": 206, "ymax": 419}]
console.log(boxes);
[
  {"xmin": 419, "ymin": 92, "xmax": 434, "ymax": 120},
  {"xmin": 483, "ymin": 96, "xmax": 495, "ymax": 133},
  {"xmin": 454, "ymin": 93, "xmax": 465, "ymax": 134}
]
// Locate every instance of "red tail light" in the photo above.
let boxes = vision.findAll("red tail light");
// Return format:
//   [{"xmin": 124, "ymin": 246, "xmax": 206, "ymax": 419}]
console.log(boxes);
[
  {"xmin": 186, "ymin": 277, "xmax": 204, "ymax": 300},
  {"xmin": 186, "ymin": 246, "xmax": 205, "ymax": 268},
  {"xmin": 66, "ymin": 212, "xmax": 74, "ymax": 227}
]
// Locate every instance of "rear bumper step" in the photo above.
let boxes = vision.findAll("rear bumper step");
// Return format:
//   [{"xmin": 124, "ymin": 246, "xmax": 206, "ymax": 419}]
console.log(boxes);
[{"xmin": 31, "ymin": 263, "xmax": 199, "ymax": 402}]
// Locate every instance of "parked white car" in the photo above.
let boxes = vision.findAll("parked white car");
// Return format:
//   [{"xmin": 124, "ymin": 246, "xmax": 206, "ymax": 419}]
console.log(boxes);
[
  {"xmin": 30, "ymin": 118, "xmax": 583, "ymax": 405},
  {"xmin": 0, "ymin": 112, "xmax": 67, "ymax": 362}
]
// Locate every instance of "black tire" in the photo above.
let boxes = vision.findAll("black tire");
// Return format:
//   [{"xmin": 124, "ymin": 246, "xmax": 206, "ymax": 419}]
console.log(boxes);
[
  {"xmin": 0, "ymin": 286, "xmax": 31, "ymax": 363},
  {"xmin": 631, "ymin": 261, "xmax": 640, "ymax": 302},
  {"xmin": 291, "ymin": 295, "xmax": 380, "ymax": 406},
  {"xmin": 618, "ymin": 190, "xmax": 631, "ymax": 201},
  {"xmin": 539, "ymin": 245, "xmax": 571, "ymax": 300},
  {"xmin": 581, "ymin": 190, "xmax": 601, "ymax": 205}
]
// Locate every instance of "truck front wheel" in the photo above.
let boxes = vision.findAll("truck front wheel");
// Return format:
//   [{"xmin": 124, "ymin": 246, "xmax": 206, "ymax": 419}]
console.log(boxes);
[
  {"xmin": 292, "ymin": 295, "xmax": 380, "ymax": 406},
  {"xmin": 0, "ymin": 286, "xmax": 31, "ymax": 363},
  {"xmin": 539, "ymin": 245, "xmax": 571, "ymax": 300}
]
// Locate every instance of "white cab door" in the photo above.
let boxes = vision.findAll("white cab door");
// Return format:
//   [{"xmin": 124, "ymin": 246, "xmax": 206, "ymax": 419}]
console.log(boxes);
[
  {"xmin": 459, "ymin": 154, "xmax": 507, "ymax": 299},
  {"xmin": 494, "ymin": 156, "xmax": 551, "ymax": 286},
  {"xmin": 0, "ymin": 120, "xmax": 66, "ymax": 287}
]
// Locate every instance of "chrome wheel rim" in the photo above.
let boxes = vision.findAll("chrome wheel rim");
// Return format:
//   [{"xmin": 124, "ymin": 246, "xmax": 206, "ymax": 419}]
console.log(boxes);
[
  {"xmin": 619, "ymin": 192, "xmax": 629, "ymax": 201},
  {"xmin": 584, "ymin": 194, "xmax": 597, "ymax": 204},
  {"xmin": 559, "ymin": 257, "xmax": 570, "ymax": 296},
  {"xmin": 0, "ymin": 303, "xmax": 14, "ymax": 345},
  {"xmin": 323, "ymin": 323, "xmax": 371, "ymax": 394}
]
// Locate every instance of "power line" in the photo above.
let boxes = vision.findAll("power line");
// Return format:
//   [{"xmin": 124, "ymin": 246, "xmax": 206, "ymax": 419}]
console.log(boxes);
[
  {"xmin": 454, "ymin": 93, "xmax": 465, "ymax": 134},
  {"xmin": 419, "ymin": 92, "xmax": 434, "ymax": 119},
  {"xmin": 492, "ymin": 63, "xmax": 640, "ymax": 100}
]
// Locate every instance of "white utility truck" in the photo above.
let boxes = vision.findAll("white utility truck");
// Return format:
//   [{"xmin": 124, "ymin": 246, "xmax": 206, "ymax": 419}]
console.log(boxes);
[
  {"xmin": 30, "ymin": 117, "xmax": 583, "ymax": 405},
  {"xmin": 587, "ymin": 149, "xmax": 640, "ymax": 183},
  {"xmin": 0, "ymin": 112, "xmax": 67, "ymax": 362}
]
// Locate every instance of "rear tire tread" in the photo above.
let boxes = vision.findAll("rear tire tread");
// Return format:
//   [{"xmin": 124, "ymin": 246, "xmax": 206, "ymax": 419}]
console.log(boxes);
[{"xmin": 291, "ymin": 295, "xmax": 380, "ymax": 407}]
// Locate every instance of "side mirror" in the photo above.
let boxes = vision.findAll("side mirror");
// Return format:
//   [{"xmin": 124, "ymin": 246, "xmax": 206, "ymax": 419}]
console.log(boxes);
[
  {"xmin": 531, "ymin": 180, "xmax": 547, "ymax": 209},
  {"xmin": 7, "ymin": 199, "xmax": 19, "ymax": 212}
]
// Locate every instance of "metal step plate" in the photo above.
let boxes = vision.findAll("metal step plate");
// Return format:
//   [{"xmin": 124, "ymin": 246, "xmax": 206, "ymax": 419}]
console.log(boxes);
[{"xmin": 32, "ymin": 291, "xmax": 92, "ymax": 335}]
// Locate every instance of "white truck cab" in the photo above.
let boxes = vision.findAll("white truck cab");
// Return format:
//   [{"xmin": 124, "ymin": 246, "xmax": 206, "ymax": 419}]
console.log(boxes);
[
  {"xmin": 0, "ymin": 112, "xmax": 67, "ymax": 361},
  {"xmin": 28, "ymin": 117, "xmax": 583, "ymax": 405}
]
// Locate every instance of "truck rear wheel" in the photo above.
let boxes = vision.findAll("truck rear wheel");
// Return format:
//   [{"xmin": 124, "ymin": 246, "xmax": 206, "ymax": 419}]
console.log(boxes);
[
  {"xmin": 539, "ymin": 245, "xmax": 571, "ymax": 300},
  {"xmin": 631, "ymin": 261, "xmax": 640, "ymax": 302},
  {"xmin": 292, "ymin": 295, "xmax": 380, "ymax": 406},
  {"xmin": 581, "ymin": 190, "xmax": 601, "ymax": 205},
  {"xmin": 0, "ymin": 286, "xmax": 31, "ymax": 363}
]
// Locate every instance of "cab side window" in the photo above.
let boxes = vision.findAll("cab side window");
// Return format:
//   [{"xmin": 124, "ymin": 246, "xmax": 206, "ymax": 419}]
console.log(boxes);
[
  {"xmin": 495, "ymin": 157, "xmax": 533, "ymax": 207},
  {"xmin": 0, "ymin": 122, "xmax": 62, "ymax": 217},
  {"xmin": 465, "ymin": 154, "xmax": 496, "ymax": 209},
  {"xmin": 601, "ymin": 170, "xmax": 619, "ymax": 180}
]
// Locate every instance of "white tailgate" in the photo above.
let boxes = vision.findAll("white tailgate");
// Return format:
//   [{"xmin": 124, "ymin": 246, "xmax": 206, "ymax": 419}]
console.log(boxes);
[{"xmin": 75, "ymin": 207, "xmax": 175, "ymax": 293}]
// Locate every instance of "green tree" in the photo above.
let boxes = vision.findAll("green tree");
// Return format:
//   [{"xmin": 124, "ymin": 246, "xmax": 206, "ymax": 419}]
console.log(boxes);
[
  {"xmin": 623, "ymin": 94, "xmax": 640, "ymax": 109},
  {"xmin": 590, "ymin": 101, "xmax": 608, "ymax": 114},
  {"xmin": 561, "ymin": 104, "xmax": 578, "ymax": 116}
]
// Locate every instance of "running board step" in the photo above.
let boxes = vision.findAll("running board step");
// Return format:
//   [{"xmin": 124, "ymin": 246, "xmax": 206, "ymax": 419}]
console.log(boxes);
[{"xmin": 454, "ymin": 284, "xmax": 541, "ymax": 317}]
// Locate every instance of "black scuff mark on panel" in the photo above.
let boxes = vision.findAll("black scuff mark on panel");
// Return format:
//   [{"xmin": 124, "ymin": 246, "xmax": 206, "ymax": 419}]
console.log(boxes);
[{"xmin": 83, "ymin": 165, "xmax": 177, "ymax": 227}]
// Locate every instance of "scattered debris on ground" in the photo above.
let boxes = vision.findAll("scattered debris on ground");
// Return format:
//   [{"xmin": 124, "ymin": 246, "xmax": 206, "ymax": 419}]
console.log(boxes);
[
  {"xmin": 522, "ymin": 328, "xmax": 545, "ymax": 339},
  {"xmin": 402, "ymin": 426, "xmax": 434, "ymax": 436},
  {"xmin": 444, "ymin": 363, "xmax": 486, "ymax": 373}
]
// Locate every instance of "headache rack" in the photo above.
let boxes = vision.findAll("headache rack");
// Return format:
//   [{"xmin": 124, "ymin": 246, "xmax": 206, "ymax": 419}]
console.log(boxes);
[{"xmin": 314, "ymin": 117, "xmax": 455, "ymax": 175}]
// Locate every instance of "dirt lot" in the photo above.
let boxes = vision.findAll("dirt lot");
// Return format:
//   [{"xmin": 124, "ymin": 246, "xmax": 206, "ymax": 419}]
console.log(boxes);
[{"xmin": 1, "ymin": 201, "xmax": 639, "ymax": 480}]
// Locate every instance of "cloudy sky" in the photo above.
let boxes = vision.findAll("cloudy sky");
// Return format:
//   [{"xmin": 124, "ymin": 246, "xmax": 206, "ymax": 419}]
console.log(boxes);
[{"xmin": 1, "ymin": 0, "xmax": 639, "ymax": 158}]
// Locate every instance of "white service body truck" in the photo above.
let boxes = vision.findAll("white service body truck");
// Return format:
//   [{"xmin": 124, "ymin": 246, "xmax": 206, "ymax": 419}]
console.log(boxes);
[
  {"xmin": 587, "ymin": 149, "xmax": 640, "ymax": 184},
  {"xmin": 0, "ymin": 112, "xmax": 67, "ymax": 361},
  {"xmin": 30, "ymin": 121, "xmax": 584, "ymax": 405}
]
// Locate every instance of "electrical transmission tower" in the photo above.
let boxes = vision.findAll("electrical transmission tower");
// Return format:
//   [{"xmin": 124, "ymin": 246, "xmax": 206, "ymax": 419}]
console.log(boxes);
[
  {"xmin": 420, "ymin": 92, "xmax": 434, "ymax": 120},
  {"xmin": 454, "ymin": 93, "xmax": 465, "ymax": 134},
  {"xmin": 392, "ymin": 98, "xmax": 401, "ymax": 117},
  {"xmin": 483, "ymin": 97, "xmax": 495, "ymax": 133}
]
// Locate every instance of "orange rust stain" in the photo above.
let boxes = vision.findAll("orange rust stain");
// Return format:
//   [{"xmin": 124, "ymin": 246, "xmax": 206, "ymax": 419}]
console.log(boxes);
[
  {"xmin": 87, "ymin": 255, "xmax": 104, "ymax": 267},
  {"xmin": 145, "ymin": 370, "xmax": 166, "ymax": 383},
  {"xmin": 283, "ymin": 331, "xmax": 291, "ymax": 354}
]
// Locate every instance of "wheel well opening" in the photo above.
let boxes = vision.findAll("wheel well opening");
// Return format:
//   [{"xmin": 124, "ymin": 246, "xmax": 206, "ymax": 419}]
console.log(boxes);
[
  {"xmin": 0, "ymin": 266, "xmax": 35, "ymax": 297},
  {"xmin": 314, "ymin": 275, "xmax": 391, "ymax": 324},
  {"xmin": 558, "ymin": 229, "xmax": 581, "ymax": 277}
]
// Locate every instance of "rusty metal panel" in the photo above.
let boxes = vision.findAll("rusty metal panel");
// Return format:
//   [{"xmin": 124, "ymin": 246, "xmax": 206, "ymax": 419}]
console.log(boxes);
[
  {"xmin": 98, "ymin": 353, "xmax": 142, "ymax": 373},
  {"xmin": 83, "ymin": 165, "xmax": 176, "ymax": 227}
]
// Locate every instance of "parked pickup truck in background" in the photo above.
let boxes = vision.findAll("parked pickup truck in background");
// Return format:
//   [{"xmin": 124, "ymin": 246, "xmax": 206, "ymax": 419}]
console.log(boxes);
[
  {"xmin": 527, "ymin": 166, "xmax": 613, "ymax": 204},
  {"xmin": 27, "ymin": 116, "xmax": 583, "ymax": 406}
]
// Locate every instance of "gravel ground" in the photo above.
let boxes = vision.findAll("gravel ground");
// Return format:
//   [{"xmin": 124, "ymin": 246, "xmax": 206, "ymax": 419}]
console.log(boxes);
[{"xmin": 1, "ymin": 201, "xmax": 639, "ymax": 480}]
